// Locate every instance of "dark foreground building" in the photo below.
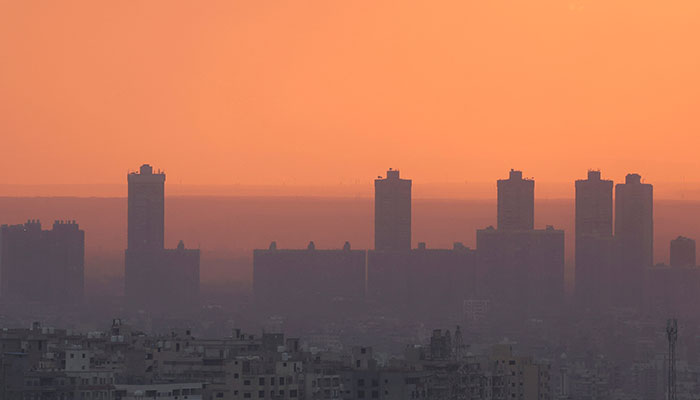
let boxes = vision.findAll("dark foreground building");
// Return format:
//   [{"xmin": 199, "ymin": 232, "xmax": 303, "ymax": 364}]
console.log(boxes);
[
  {"xmin": 0, "ymin": 220, "xmax": 84, "ymax": 304},
  {"xmin": 124, "ymin": 164, "xmax": 200, "ymax": 312}
]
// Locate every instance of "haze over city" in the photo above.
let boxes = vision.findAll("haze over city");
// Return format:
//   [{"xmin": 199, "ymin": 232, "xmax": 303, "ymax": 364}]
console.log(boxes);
[{"xmin": 2, "ymin": 1, "xmax": 700, "ymax": 400}]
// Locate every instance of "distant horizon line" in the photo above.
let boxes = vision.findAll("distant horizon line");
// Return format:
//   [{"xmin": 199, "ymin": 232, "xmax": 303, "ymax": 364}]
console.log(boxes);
[{"xmin": 3, "ymin": 181, "xmax": 700, "ymax": 200}]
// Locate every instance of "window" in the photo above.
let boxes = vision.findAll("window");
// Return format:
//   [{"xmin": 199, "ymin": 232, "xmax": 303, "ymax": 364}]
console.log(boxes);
[
  {"xmin": 244, "ymin": 380, "xmax": 251, "ymax": 386},
  {"xmin": 371, "ymin": 391, "xmax": 379, "ymax": 398},
  {"xmin": 279, "ymin": 377, "xmax": 285, "ymax": 385},
  {"xmin": 358, "ymin": 379, "xmax": 365, "ymax": 387},
  {"xmin": 216, "ymin": 393, "xmax": 224, "ymax": 398},
  {"xmin": 358, "ymin": 390, "xmax": 365, "ymax": 398},
  {"xmin": 258, "ymin": 391, "xmax": 265, "ymax": 398},
  {"xmin": 244, "ymin": 393, "xmax": 252, "ymax": 399},
  {"xmin": 371, "ymin": 379, "xmax": 378, "ymax": 387},
  {"xmin": 289, "ymin": 389, "xmax": 298, "ymax": 398},
  {"xmin": 356, "ymin": 360, "xmax": 361, "ymax": 368},
  {"xmin": 234, "ymin": 373, "xmax": 240, "ymax": 379},
  {"xmin": 259, "ymin": 377, "xmax": 265, "ymax": 385}
]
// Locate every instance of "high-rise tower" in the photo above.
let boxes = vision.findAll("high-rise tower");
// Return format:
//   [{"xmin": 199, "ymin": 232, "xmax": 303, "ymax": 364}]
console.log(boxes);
[
  {"xmin": 576, "ymin": 170, "xmax": 613, "ymax": 238},
  {"xmin": 497, "ymin": 169, "xmax": 534, "ymax": 231},
  {"xmin": 615, "ymin": 173, "xmax": 653, "ymax": 268},
  {"xmin": 575, "ymin": 170, "xmax": 614, "ymax": 307},
  {"xmin": 614, "ymin": 173, "xmax": 653, "ymax": 305},
  {"xmin": 374, "ymin": 169, "xmax": 411, "ymax": 251},
  {"xmin": 125, "ymin": 164, "xmax": 199, "ymax": 312},
  {"xmin": 127, "ymin": 164, "xmax": 165, "ymax": 251}
]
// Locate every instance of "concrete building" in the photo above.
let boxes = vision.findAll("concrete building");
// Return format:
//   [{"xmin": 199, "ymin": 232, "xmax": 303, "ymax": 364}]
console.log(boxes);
[
  {"xmin": 374, "ymin": 169, "xmax": 411, "ymax": 251},
  {"xmin": 127, "ymin": 164, "xmax": 165, "ymax": 251},
  {"xmin": 497, "ymin": 169, "xmax": 534, "ymax": 231},
  {"xmin": 114, "ymin": 383, "xmax": 203, "ymax": 400},
  {"xmin": 489, "ymin": 344, "xmax": 552, "ymax": 400},
  {"xmin": 367, "ymin": 243, "xmax": 476, "ymax": 319},
  {"xmin": 614, "ymin": 173, "xmax": 653, "ymax": 305},
  {"xmin": 124, "ymin": 164, "xmax": 200, "ymax": 312},
  {"xmin": 670, "ymin": 236, "xmax": 695, "ymax": 267},
  {"xmin": 253, "ymin": 241, "xmax": 366, "ymax": 317},
  {"xmin": 476, "ymin": 226, "xmax": 565, "ymax": 317},
  {"xmin": 0, "ymin": 220, "xmax": 84, "ymax": 304},
  {"xmin": 575, "ymin": 170, "xmax": 614, "ymax": 308}
]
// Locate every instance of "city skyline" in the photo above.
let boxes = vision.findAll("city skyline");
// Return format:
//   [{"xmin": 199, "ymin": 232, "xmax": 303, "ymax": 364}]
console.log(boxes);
[{"xmin": 2, "ymin": 2, "xmax": 699, "ymax": 398}]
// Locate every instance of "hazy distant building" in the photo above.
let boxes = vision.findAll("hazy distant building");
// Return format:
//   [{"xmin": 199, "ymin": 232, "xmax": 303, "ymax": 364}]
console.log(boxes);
[
  {"xmin": 477, "ymin": 171, "xmax": 564, "ymax": 316},
  {"xmin": 576, "ymin": 170, "xmax": 613, "ymax": 238},
  {"xmin": 127, "ymin": 164, "xmax": 165, "ymax": 251},
  {"xmin": 124, "ymin": 164, "xmax": 200, "ymax": 312},
  {"xmin": 497, "ymin": 169, "xmax": 534, "ymax": 231},
  {"xmin": 670, "ymin": 236, "xmax": 695, "ymax": 267},
  {"xmin": 575, "ymin": 170, "xmax": 614, "ymax": 308},
  {"xmin": 253, "ymin": 241, "xmax": 366, "ymax": 316},
  {"xmin": 614, "ymin": 173, "xmax": 653, "ymax": 305},
  {"xmin": 476, "ymin": 226, "xmax": 565, "ymax": 316},
  {"xmin": 647, "ymin": 239, "xmax": 699, "ymax": 318},
  {"xmin": 0, "ymin": 220, "xmax": 84, "ymax": 304},
  {"xmin": 374, "ymin": 169, "xmax": 411, "ymax": 251},
  {"xmin": 367, "ymin": 243, "xmax": 476, "ymax": 318}
]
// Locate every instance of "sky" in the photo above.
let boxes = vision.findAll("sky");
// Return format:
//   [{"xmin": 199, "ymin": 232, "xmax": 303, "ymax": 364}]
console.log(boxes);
[{"xmin": 1, "ymin": 1, "xmax": 699, "ymax": 196}]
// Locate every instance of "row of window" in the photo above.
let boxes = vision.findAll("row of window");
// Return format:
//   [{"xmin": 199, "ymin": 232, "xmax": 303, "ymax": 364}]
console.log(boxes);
[
  {"xmin": 231, "ymin": 389, "xmax": 299, "ymax": 398},
  {"xmin": 237, "ymin": 375, "xmax": 292, "ymax": 386}
]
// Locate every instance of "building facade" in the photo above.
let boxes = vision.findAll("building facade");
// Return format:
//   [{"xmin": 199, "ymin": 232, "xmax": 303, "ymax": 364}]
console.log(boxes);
[
  {"xmin": 497, "ymin": 169, "xmax": 534, "ymax": 231},
  {"xmin": 575, "ymin": 170, "xmax": 614, "ymax": 308},
  {"xmin": 0, "ymin": 220, "xmax": 84, "ymax": 304},
  {"xmin": 614, "ymin": 173, "xmax": 653, "ymax": 305},
  {"xmin": 374, "ymin": 169, "xmax": 411, "ymax": 251},
  {"xmin": 124, "ymin": 164, "xmax": 200, "ymax": 312}
]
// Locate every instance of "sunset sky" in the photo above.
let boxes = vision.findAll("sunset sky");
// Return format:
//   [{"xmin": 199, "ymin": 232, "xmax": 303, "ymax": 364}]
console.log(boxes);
[{"xmin": 1, "ymin": 1, "xmax": 699, "ymax": 195}]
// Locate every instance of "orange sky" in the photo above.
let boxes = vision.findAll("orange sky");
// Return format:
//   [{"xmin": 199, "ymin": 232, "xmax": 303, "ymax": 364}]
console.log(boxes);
[{"xmin": 1, "ymin": 1, "xmax": 699, "ymax": 195}]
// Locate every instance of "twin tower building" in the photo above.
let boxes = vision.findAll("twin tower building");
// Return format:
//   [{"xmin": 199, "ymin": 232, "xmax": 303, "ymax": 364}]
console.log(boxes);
[{"xmin": 575, "ymin": 170, "xmax": 653, "ymax": 308}]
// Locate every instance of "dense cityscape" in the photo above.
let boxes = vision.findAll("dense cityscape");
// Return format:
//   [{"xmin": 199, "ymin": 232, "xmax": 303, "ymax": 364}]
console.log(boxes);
[{"xmin": 1, "ymin": 164, "xmax": 698, "ymax": 399}]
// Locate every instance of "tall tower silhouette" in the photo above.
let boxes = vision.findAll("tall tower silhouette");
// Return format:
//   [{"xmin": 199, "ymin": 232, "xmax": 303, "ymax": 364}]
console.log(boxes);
[
  {"xmin": 575, "ymin": 170, "xmax": 614, "ymax": 307},
  {"xmin": 127, "ymin": 164, "xmax": 165, "ymax": 251},
  {"xmin": 497, "ymin": 169, "xmax": 534, "ymax": 231},
  {"xmin": 124, "ymin": 164, "xmax": 199, "ymax": 312},
  {"xmin": 614, "ymin": 173, "xmax": 653, "ymax": 305},
  {"xmin": 374, "ymin": 169, "xmax": 411, "ymax": 251}
]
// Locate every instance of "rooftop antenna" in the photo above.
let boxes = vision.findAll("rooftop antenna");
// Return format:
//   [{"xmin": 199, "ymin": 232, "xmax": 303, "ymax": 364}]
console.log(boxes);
[{"xmin": 667, "ymin": 318, "xmax": 678, "ymax": 400}]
